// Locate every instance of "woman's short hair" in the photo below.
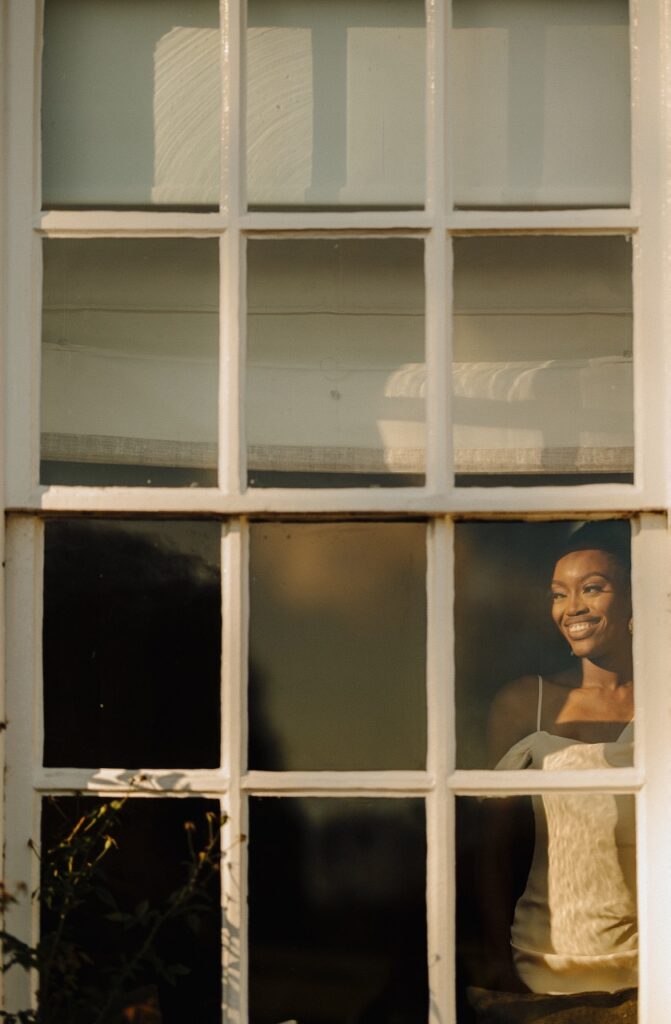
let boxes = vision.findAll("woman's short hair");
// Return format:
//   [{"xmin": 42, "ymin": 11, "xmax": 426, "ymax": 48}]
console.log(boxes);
[{"xmin": 554, "ymin": 521, "xmax": 631, "ymax": 579}]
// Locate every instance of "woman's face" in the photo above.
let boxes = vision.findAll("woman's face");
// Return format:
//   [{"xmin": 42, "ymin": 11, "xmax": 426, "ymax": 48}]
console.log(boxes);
[{"xmin": 550, "ymin": 548, "xmax": 632, "ymax": 661}]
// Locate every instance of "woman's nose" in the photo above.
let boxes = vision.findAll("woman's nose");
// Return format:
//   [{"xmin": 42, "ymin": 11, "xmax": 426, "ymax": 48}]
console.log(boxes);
[{"xmin": 566, "ymin": 591, "xmax": 587, "ymax": 615}]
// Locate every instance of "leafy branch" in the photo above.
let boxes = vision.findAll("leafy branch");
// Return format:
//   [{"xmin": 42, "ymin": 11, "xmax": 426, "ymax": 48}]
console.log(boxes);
[{"xmin": 0, "ymin": 797, "xmax": 224, "ymax": 1024}]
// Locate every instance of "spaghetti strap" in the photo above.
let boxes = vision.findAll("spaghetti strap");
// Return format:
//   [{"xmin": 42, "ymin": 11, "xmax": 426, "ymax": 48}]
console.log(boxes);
[{"xmin": 536, "ymin": 674, "xmax": 543, "ymax": 732}]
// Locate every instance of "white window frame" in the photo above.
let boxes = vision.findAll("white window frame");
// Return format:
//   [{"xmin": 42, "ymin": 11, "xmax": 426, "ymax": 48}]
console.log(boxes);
[{"xmin": 1, "ymin": 1, "xmax": 671, "ymax": 1022}]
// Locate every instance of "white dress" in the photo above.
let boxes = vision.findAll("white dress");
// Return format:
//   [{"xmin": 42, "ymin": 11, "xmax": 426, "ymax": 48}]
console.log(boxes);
[{"xmin": 495, "ymin": 677, "xmax": 637, "ymax": 995}]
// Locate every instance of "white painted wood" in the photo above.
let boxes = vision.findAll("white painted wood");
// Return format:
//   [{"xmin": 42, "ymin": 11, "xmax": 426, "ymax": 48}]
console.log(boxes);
[
  {"xmin": 4, "ymin": 519, "xmax": 43, "ymax": 1014},
  {"xmin": 231, "ymin": 0, "xmax": 246, "ymax": 214},
  {"xmin": 631, "ymin": 515, "xmax": 671, "ymax": 1023},
  {"xmin": 222, "ymin": 791, "xmax": 247, "ymax": 1024},
  {"xmin": 425, "ymin": 519, "xmax": 455, "ymax": 1022},
  {"xmin": 425, "ymin": 232, "xmax": 450, "ymax": 490},
  {"xmin": 449, "ymin": 768, "xmax": 643, "ymax": 794},
  {"xmin": 220, "ymin": 232, "xmax": 243, "ymax": 491},
  {"xmin": 425, "ymin": 0, "xmax": 441, "ymax": 218},
  {"xmin": 630, "ymin": 0, "xmax": 670, "ymax": 513},
  {"xmin": 0, "ymin": 12, "xmax": 7, "ymax": 1009},
  {"xmin": 427, "ymin": 520, "xmax": 453, "ymax": 780},
  {"xmin": 33, "ymin": 482, "xmax": 652, "ymax": 514},
  {"xmin": 38, "ymin": 211, "xmax": 228, "ymax": 235},
  {"xmin": 241, "ymin": 211, "xmax": 433, "ymax": 230},
  {"xmin": 425, "ymin": 0, "xmax": 450, "ymax": 493},
  {"xmin": 221, "ymin": 520, "xmax": 247, "ymax": 1024},
  {"xmin": 39, "ymin": 763, "xmax": 647, "ymax": 800},
  {"xmin": 4, "ymin": 0, "xmax": 41, "ymax": 509},
  {"xmin": 447, "ymin": 210, "xmax": 639, "ymax": 231},
  {"xmin": 242, "ymin": 771, "xmax": 432, "ymax": 795},
  {"xmin": 34, "ymin": 768, "xmax": 229, "ymax": 794}
]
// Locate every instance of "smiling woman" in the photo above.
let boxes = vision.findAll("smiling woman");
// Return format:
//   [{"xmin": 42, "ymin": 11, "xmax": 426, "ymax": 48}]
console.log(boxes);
[
  {"xmin": 489, "ymin": 522, "xmax": 634, "ymax": 766},
  {"xmin": 469, "ymin": 521, "xmax": 637, "ymax": 1008}
]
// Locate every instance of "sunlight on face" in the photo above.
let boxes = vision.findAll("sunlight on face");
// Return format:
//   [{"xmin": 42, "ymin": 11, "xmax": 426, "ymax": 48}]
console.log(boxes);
[{"xmin": 550, "ymin": 548, "xmax": 631, "ymax": 660}]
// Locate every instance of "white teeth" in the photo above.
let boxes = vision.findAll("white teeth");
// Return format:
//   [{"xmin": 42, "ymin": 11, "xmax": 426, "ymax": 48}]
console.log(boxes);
[{"xmin": 567, "ymin": 622, "xmax": 593, "ymax": 635}]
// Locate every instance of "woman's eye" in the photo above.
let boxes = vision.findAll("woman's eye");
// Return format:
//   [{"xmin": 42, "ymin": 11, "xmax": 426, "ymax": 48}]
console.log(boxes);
[
  {"xmin": 551, "ymin": 591, "xmax": 566, "ymax": 602},
  {"xmin": 584, "ymin": 584, "xmax": 603, "ymax": 595}
]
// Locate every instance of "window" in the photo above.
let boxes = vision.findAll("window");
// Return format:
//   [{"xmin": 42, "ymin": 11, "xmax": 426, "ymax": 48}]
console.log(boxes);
[{"xmin": 2, "ymin": 1, "xmax": 671, "ymax": 1022}]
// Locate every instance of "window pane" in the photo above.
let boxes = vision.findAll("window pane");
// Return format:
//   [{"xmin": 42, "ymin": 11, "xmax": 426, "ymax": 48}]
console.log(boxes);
[
  {"xmin": 249, "ymin": 522, "xmax": 426, "ymax": 770},
  {"xmin": 41, "ymin": 797, "xmax": 221, "ymax": 1023},
  {"xmin": 249, "ymin": 798, "xmax": 428, "ymax": 1024},
  {"xmin": 456, "ymin": 796, "xmax": 636, "ymax": 1017},
  {"xmin": 246, "ymin": 0, "xmax": 425, "ymax": 210},
  {"xmin": 246, "ymin": 238, "xmax": 425, "ymax": 488},
  {"xmin": 43, "ymin": 520, "xmax": 221, "ymax": 768},
  {"xmin": 454, "ymin": 521, "xmax": 634, "ymax": 770},
  {"xmin": 452, "ymin": 236, "xmax": 633, "ymax": 486},
  {"xmin": 42, "ymin": 0, "xmax": 220, "ymax": 209},
  {"xmin": 41, "ymin": 238, "xmax": 219, "ymax": 487},
  {"xmin": 452, "ymin": 0, "xmax": 630, "ymax": 209}
]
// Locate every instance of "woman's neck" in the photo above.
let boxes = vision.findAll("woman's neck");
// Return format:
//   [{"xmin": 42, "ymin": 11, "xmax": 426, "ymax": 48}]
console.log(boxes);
[{"xmin": 579, "ymin": 656, "xmax": 633, "ymax": 691}]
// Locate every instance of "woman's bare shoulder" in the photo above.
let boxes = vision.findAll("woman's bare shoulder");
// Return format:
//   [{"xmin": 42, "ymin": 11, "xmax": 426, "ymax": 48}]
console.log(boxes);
[
  {"xmin": 486, "ymin": 674, "xmax": 541, "ymax": 768},
  {"xmin": 490, "ymin": 674, "xmax": 542, "ymax": 719}
]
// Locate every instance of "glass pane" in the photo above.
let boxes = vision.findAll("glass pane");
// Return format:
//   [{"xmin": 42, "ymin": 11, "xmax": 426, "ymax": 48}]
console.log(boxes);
[
  {"xmin": 452, "ymin": 0, "xmax": 630, "ymax": 209},
  {"xmin": 452, "ymin": 236, "xmax": 633, "ymax": 486},
  {"xmin": 246, "ymin": 238, "xmax": 425, "ymax": 488},
  {"xmin": 456, "ymin": 796, "xmax": 636, "ymax": 1018},
  {"xmin": 249, "ymin": 522, "xmax": 426, "ymax": 770},
  {"xmin": 246, "ymin": 0, "xmax": 425, "ymax": 210},
  {"xmin": 41, "ymin": 238, "xmax": 219, "ymax": 487},
  {"xmin": 454, "ymin": 520, "xmax": 634, "ymax": 770},
  {"xmin": 42, "ymin": 0, "xmax": 220, "ymax": 209},
  {"xmin": 43, "ymin": 519, "xmax": 221, "ymax": 767},
  {"xmin": 249, "ymin": 798, "xmax": 427, "ymax": 1024},
  {"xmin": 41, "ymin": 797, "xmax": 221, "ymax": 1023}
]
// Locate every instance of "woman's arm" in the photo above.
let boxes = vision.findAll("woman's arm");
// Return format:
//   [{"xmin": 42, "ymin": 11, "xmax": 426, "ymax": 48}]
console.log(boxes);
[
  {"xmin": 479, "ymin": 796, "xmax": 533, "ymax": 991},
  {"xmin": 478, "ymin": 676, "xmax": 538, "ymax": 990},
  {"xmin": 486, "ymin": 675, "xmax": 539, "ymax": 768}
]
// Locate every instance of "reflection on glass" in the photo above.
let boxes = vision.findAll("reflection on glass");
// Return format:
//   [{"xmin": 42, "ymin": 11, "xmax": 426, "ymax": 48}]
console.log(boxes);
[
  {"xmin": 41, "ymin": 238, "xmax": 219, "ymax": 487},
  {"xmin": 452, "ymin": 0, "xmax": 630, "ymax": 209},
  {"xmin": 41, "ymin": 797, "xmax": 221, "ymax": 1023},
  {"xmin": 249, "ymin": 798, "xmax": 427, "ymax": 1024},
  {"xmin": 249, "ymin": 522, "xmax": 426, "ymax": 770},
  {"xmin": 246, "ymin": 238, "xmax": 425, "ymax": 488},
  {"xmin": 246, "ymin": 0, "xmax": 425, "ymax": 209},
  {"xmin": 455, "ymin": 520, "xmax": 634, "ymax": 770},
  {"xmin": 456, "ymin": 795, "xmax": 636, "ymax": 1019},
  {"xmin": 42, "ymin": 0, "xmax": 220, "ymax": 209},
  {"xmin": 452, "ymin": 236, "xmax": 633, "ymax": 486},
  {"xmin": 43, "ymin": 519, "xmax": 221, "ymax": 767}
]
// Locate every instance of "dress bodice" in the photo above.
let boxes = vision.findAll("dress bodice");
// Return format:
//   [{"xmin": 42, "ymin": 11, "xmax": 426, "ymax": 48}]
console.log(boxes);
[{"xmin": 494, "ymin": 684, "xmax": 636, "ymax": 995}]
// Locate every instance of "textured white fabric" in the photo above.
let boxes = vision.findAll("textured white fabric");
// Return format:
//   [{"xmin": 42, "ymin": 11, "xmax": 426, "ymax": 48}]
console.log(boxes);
[{"xmin": 496, "ymin": 697, "xmax": 636, "ymax": 995}]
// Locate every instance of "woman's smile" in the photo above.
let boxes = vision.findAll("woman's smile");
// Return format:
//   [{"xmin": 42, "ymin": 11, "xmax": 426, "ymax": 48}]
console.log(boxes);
[
  {"xmin": 564, "ymin": 619, "xmax": 598, "ymax": 638},
  {"xmin": 550, "ymin": 548, "xmax": 632, "ymax": 660}
]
